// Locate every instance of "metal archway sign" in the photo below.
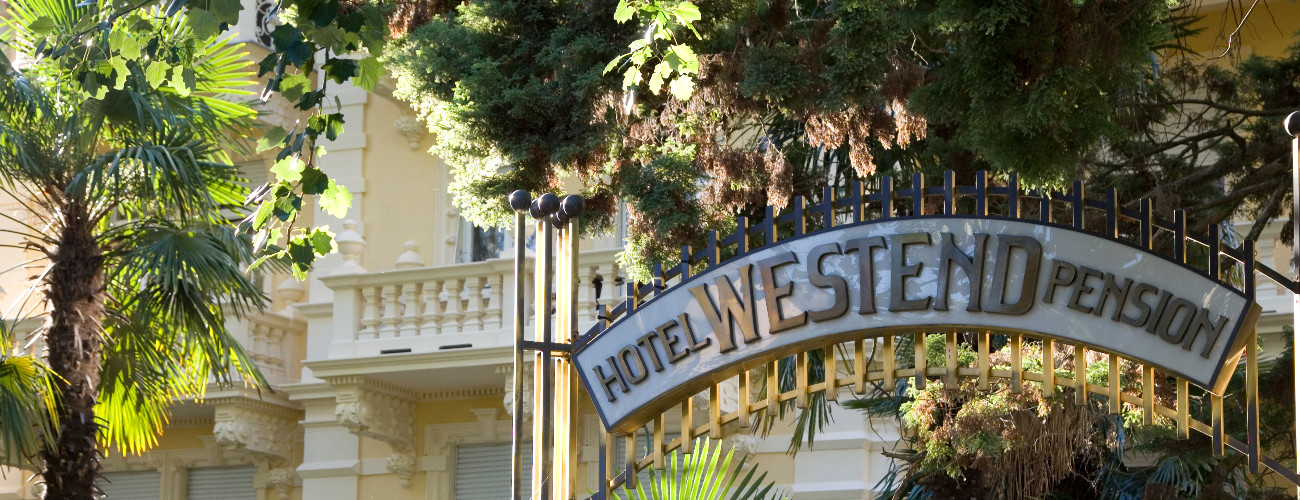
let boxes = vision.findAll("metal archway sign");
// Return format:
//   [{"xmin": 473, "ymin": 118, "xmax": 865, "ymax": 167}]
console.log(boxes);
[
  {"xmin": 510, "ymin": 171, "xmax": 1300, "ymax": 500},
  {"xmin": 574, "ymin": 215, "xmax": 1259, "ymax": 433}
]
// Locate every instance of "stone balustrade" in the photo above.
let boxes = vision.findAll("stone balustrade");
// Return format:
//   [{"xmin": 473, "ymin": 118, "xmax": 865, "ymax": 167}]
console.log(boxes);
[{"xmin": 318, "ymin": 248, "xmax": 624, "ymax": 358}]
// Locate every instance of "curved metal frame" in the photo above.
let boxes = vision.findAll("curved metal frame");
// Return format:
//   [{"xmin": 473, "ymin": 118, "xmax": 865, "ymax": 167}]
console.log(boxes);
[{"xmin": 567, "ymin": 170, "xmax": 1299, "ymax": 496}]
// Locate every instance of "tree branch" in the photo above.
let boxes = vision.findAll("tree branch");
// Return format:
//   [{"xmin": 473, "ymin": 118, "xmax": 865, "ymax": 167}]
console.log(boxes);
[{"xmin": 1142, "ymin": 99, "xmax": 1294, "ymax": 117}]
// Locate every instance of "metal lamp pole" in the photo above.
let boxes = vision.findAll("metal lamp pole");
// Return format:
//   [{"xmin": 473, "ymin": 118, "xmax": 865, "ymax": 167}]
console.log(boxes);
[{"xmin": 1286, "ymin": 111, "xmax": 1300, "ymax": 493}]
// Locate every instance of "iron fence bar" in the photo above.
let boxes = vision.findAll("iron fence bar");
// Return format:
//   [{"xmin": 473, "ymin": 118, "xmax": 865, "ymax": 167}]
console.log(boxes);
[{"xmin": 511, "ymin": 211, "xmax": 526, "ymax": 500}]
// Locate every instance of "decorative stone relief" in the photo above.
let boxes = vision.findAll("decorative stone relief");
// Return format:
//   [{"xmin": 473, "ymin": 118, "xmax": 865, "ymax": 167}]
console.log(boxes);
[
  {"xmin": 723, "ymin": 433, "xmax": 759, "ymax": 459},
  {"xmin": 387, "ymin": 452, "xmax": 417, "ymax": 488},
  {"xmin": 210, "ymin": 396, "xmax": 302, "ymax": 465},
  {"xmin": 331, "ymin": 376, "xmax": 418, "ymax": 453},
  {"xmin": 394, "ymin": 116, "xmax": 428, "ymax": 150},
  {"xmin": 497, "ymin": 363, "xmax": 533, "ymax": 420},
  {"xmin": 265, "ymin": 466, "xmax": 296, "ymax": 500}
]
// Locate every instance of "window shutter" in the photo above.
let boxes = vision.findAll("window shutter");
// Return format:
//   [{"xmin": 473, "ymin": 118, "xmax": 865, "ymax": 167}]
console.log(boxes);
[
  {"xmin": 455, "ymin": 443, "xmax": 531, "ymax": 500},
  {"xmin": 98, "ymin": 470, "xmax": 161, "ymax": 500},
  {"xmin": 187, "ymin": 466, "xmax": 257, "ymax": 500}
]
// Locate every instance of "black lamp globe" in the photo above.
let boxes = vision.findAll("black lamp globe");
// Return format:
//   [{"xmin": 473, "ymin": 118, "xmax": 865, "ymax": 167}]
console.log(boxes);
[
  {"xmin": 560, "ymin": 195, "xmax": 585, "ymax": 219},
  {"xmin": 508, "ymin": 190, "xmax": 532, "ymax": 212},
  {"xmin": 538, "ymin": 193, "xmax": 561, "ymax": 215}
]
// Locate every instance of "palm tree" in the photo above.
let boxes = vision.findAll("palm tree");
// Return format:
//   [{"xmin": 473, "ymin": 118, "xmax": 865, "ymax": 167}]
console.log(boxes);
[{"xmin": 0, "ymin": 0, "xmax": 269, "ymax": 496}]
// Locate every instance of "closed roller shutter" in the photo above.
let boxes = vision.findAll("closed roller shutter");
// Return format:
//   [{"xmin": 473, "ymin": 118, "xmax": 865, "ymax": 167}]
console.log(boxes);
[
  {"xmin": 98, "ymin": 470, "xmax": 161, "ymax": 500},
  {"xmin": 455, "ymin": 443, "xmax": 531, "ymax": 500},
  {"xmin": 187, "ymin": 465, "xmax": 257, "ymax": 500},
  {"xmin": 613, "ymin": 432, "xmax": 681, "ymax": 487}
]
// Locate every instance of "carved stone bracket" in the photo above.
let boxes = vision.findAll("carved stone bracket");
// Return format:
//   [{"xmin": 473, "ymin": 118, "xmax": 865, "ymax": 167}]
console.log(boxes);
[
  {"xmin": 387, "ymin": 452, "xmax": 417, "ymax": 488},
  {"xmin": 329, "ymin": 376, "xmax": 418, "ymax": 453},
  {"xmin": 495, "ymin": 363, "xmax": 533, "ymax": 421},
  {"xmin": 210, "ymin": 395, "xmax": 302, "ymax": 466},
  {"xmin": 265, "ymin": 466, "xmax": 296, "ymax": 500}
]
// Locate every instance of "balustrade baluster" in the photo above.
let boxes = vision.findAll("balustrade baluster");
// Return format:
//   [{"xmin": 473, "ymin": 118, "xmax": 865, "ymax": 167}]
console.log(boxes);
[
  {"xmin": 464, "ymin": 277, "xmax": 485, "ymax": 332},
  {"xmin": 485, "ymin": 274, "xmax": 504, "ymax": 331},
  {"xmin": 444, "ymin": 278, "xmax": 464, "ymax": 333},
  {"xmin": 422, "ymin": 280, "xmax": 444, "ymax": 335},
  {"xmin": 359, "ymin": 286, "xmax": 380, "ymax": 339},
  {"xmin": 377, "ymin": 284, "xmax": 400, "ymax": 338},
  {"xmin": 398, "ymin": 282, "xmax": 421, "ymax": 337},
  {"xmin": 251, "ymin": 322, "xmax": 270, "ymax": 367},
  {"xmin": 578, "ymin": 266, "xmax": 596, "ymax": 323}
]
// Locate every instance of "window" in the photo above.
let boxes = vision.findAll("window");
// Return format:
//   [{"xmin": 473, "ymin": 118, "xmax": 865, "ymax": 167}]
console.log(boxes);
[
  {"xmin": 187, "ymin": 466, "xmax": 256, "ymax": 500},
  {"xmin": 455, "ymin": 218, "xmax": 505, "ymax": 263},
  {"xmin": 98, "ymin": 470, "xmax": 160, "ymax": 500},
  {"xmin": 454, "ymin": 443, "xmax": 531, "ymax": 499}
]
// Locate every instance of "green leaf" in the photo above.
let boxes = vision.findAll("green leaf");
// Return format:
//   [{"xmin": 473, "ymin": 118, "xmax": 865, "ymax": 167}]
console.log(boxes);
[
  {"xmin": 169, "ymin": 66, "xmax": 192, "ymax": 97},
  {"xmin": 312, "ymin": 26, "xmax": 344, "ymax": 50},
  {"xmin": 208, "ymin": 0, "xmax": 244, "ymax": 24},
  {"xmin": 300, "ymin": 167, "xmax": 329, "ymax": 195},
  {"xmin": 648, "ymin": 61, "xmax": 670, "ymax": 94},
  {"xmin": 29, "ymin": 16, "xmax": 57, "ymax": 35},
  {"xmin": 287, "ymin": 238, "xmax": 315, "ymax": 279},
  {"xmin": 252, "ymin": 200, "xmax": 275, "ymax": 229},
  {"xmin": 319, "ymin": 180, "xmax": 351, "ymax": 218},
  {"xmin": 614, "ymin": 0, "xmax": 636, "ymax": 23},
  {"xmin": 603, "ymin": 54, "xmax": 628, "ymax": 75},
  {"xmin": 185, "ymin": 8, "xmax": 222, "ymax": 40},
  {"xmin": 271, "ymin": 156, "xmax": 305, "ymax": 183},
  {"xmin": 322, "ymin": 57, "xmax": 359, "ymax": 84},
  {"xmin": 109, "ymin": 31, "xmax": 142, "ymax": 60},
  {"xmin": 622, "ymin": 66, "xmax": 641, "ymax": 90},
  {"xmin": 309, "ymin": 228, "xmax": 336, "ymax": 255},
  {"xmin": 673, "ymin": 1, "xmax": 701, "ymax": 23},
  {"xmin": 144, "ymin": 61, "xmax": 170, "ymax": 88},
  {"xmin": 308, "ymin": 113, "xmax": 345, "ymax": 141},
  {"xmin": 279, "ymin": 73, "xmax": 311, "ymax": 102},
  {"xmin": 355, "ymin": 56, "xmax": 383, "ymax": 92},
  {"xmin": 109, "ymin": 57, "xmax": 130, "ymax": 89},
  {"xmin": 668, "ymin": 44, "xmax": 698, "ymax": 73},
  {"xmin": 257, "ymin": 126, "xmax": 290, "ymax": 153},
  {"xmin": 668, "ymin": 75, "xmax": 694, "ymax": 101}
]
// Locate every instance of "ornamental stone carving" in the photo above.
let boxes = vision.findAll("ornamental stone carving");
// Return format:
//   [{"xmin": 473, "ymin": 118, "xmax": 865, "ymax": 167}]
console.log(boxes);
[
  {"xmin": 265, "ymin": 467, "xmax": 296, "ymax": 500},
  {"xmin": 393, "ymin": 115, "xmax": 427, "ymax": 150},
  {"xmin": 331, "ymin": 376, "xmax": 418, "ymax": 453},
  {"xmin": 497, "ymin": 363, "xmax": 533, "ymax": 420},
  {"xmin": 387, "ymin": 452, "xmax": 417, "ymax": 488},
  {"xmin": 210, "ymin": 396, "xmax": 301, "ymax": 465}
]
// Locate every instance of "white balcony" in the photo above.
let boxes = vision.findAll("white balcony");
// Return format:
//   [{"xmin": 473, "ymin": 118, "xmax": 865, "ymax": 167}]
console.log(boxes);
[{"xmin": 314, "ymin": 248, "xmax": 624, "ymax": 360}]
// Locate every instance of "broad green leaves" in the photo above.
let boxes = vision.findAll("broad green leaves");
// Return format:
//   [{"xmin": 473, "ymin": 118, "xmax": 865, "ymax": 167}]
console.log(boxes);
[{"xmin": 605, "ymin": 0, "xmax": 703, "ymax": 101}]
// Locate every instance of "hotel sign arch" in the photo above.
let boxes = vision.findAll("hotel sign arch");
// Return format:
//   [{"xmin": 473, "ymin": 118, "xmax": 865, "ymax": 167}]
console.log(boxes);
[
  {"xmin": 574, "ymin": 216, "xmax": 1260, "ymax": 433},
  {"xmin": 507, "ymin": 171, "xmax": 1300, "ymax": 500}
]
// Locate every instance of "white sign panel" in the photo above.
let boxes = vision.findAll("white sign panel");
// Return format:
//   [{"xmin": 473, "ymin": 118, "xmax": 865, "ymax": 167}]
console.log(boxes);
[{"xmin": 573, "ymin": 217, "xmax": 1259, "ymax": 433}]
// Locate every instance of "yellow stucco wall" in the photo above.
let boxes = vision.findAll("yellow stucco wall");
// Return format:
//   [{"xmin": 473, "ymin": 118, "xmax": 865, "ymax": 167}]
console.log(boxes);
[{"xmin": 1188, "ymin": 1, "xmax": 1300, "ymax": 58}]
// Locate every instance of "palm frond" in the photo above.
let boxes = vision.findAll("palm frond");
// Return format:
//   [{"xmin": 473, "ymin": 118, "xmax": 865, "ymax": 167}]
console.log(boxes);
[
  {"xmin": 613, "ymin": 437, "xmax": 786, "ymax": 500},
  {"xmin": 0, "ymin": 321, "xmax": 60, "ymax": 463},
  {"xmin": 74, "ymin": 130, "xmax": 242, "ymax": 223}
]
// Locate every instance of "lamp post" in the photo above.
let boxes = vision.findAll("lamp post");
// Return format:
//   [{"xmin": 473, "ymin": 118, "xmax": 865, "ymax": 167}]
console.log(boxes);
[{"xmin": 1286, "ymin": 111, "xmax": 1300, "ymax": 492}]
